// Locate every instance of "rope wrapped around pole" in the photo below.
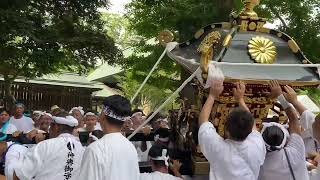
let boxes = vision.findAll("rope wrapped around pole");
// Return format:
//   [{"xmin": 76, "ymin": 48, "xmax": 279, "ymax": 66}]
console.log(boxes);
[{"xmin": 127, "ymin": 67, "xmax": 201, "ymax": 140}]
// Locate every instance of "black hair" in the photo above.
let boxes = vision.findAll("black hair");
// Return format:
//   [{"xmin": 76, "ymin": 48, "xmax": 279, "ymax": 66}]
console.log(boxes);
[
  {"xmin": 103, "ymin": 95, "xmax": 132, "ymax": 127},
  {"xmin": 0, "ymin": 108, "xmax": 9, "ymax": 115},
  {"xmin": 106, "ymin": 117, "xmax": 125, "ymax": 127},
  {"xmin": 91, "ymin": 130, "xmax": 104, "ymax": 139},
  {"xmin": 148, "ymin": 144, "xmax": 168, "ymax": 168},
  {"xmin": 154, "ymin": 128, "xmax": 170, "ymax": 138},
  {"xmin": 225, "ymin": 107, "xmax": 254, "ymax": 141},
  {"xmin": 148, "ymin": 112, "xmax": 165, "ymax": 124},
  {"xmin": 262, "ymin": 126, "xmax": 285, "ymax": 151}
]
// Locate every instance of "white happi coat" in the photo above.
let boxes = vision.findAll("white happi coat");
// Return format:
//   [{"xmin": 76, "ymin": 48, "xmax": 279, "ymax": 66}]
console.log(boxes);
[
  {"xmin": 198, "ymin": 122, "xmax": 266, "ymax": 180},
  {"xmin": 14, "ymin": 133, "xmax": 84, "ymax": 180},
  {"xmin": 258, "ymin": 134, "xmax": 309, "ymax": 180},
  {"xmin": 140, "ymin": 171, "xmax": 182, "ymax": 180},
  {"xmin": 300, "ymin": 110, "xmax": 319, "ymax": 154},
  {"xmin": 78, "ymin": 132, "xmax": 140, "ymax": 180},
  {"xmin": 300, "ymin": 110, "xmax": 320, "ymax": 180},
  {"xmin": 5, "ymin": 144, "xmax": 28, "ymax": 180},
  {"xmin": 309, "ymin": 167, "xmax": 320, "ymax": 180}
]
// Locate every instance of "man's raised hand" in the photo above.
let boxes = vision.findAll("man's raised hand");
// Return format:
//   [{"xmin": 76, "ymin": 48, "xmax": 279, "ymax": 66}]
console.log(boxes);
[
  {"xmin": 269, "ymin": 80, "xmax": 282, "ymax": 99},
  {"xmin": 209, "ymin": 80, "xmax": 224, "ymax": 99},
  {"xmin": 283, "ymin": 85, "xmax": 298, "ymax": 104},
  {"xmin": 233, "ymin": 81, "xmax": 246, "ymax": 102}
]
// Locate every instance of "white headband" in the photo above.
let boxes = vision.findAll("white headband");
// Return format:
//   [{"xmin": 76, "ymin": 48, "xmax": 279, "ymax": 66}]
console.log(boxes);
[
  {"xmin": 261, "ymin": 122, "xmax": 289, "ymax": 151},
  {"xmin": 103, "ymin": 106, "xmax": 128, "ymax": 122},
  {"xmin": 150, "ymin": 149, "xmax": 170, "ymax": 167},
  {"xmin": 85, "ymin": 112, "xmax": 96, "ymax": 117},
  {"xmin": 33, "ymin": 111, "xmax": 42, "ymax": 115},
  {"xmin": 69, "ymin": 106, "xmax": 84, "ymax": 116},
  {"xmin": 154, "ymin": 134, "xmax": 169, "ymax": 143},
  {"xmin": 156, "ymin": 118, "xmax": 168, "ymax": 123},
  {"xmin": 132, "ymin": 112, "xmax": 143, "ymax": 117},
  {"xmin": 53, "ymin": 116, "xmax": 78, "ymax": 127},
  {"xmin": 40, "ymin": 111, "xmax": 52, "ymax": 118},
  {"xmin": 89, "ymin": 132, "xmax": 99, "ymax": 141}
]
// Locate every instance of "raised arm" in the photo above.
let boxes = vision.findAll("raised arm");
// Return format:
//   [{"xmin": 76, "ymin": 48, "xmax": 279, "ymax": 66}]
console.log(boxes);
[
  {"xmin": 199, "ymin": 80, "xmax": 224, "ymax": 126},
  {"xmin": 233, "ymin": 82, "xmax": 250, "ymax": 112},
  {"xmin": 281, "ymin": 85, "xmax": 307, "ymax": 115},
  {"xmin": 283, "ymin": 86, "xmax": 302, "ymax": 135},
  {"xmin": 232, "ymin": 82, "xmax": 256, "ymax": 131},
  {"xmin": 281, "ymin": 85, "xmax": 316, "ymax": 132}
]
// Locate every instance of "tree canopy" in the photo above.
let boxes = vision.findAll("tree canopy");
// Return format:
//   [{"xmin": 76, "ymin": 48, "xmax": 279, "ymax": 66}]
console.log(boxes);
[
  {"xmin": 120, "ymin": 0, "xmax": 320, "ymax": 109},
  {"xmin": 0, "ymin": 0, "xmax": 121, "ymax": 105}
]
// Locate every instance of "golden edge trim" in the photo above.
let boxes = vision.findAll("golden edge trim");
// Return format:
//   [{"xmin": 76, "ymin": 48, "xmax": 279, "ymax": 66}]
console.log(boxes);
[
  {"xmin": 223, "ymin": 34, "xmax": 233, "ymax": 48},
  {"xmin": 288, "ymin": 39, "xmax": 300, "ymax": 53},
  {"xmin": 223, "ymin": 78, "xmax": 320, "ymax": 86},
  {"xmin": 257, "ymin": 27, "xmax": 271, "ymax": 33},
  {"xmin": 221, "ymin": 22, "xmax": 232, "ymax": 29},
  {"xmin": 194, "ymin": 29, "xmax": 205, "ymax": 39}
]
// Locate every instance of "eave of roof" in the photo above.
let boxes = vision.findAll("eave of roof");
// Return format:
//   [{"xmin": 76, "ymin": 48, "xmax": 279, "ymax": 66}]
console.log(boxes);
[
  {"xmin": 0, "ymin": 73, "xmax": 103, "ymax": 90},
  {"xmin": 87, "ymin": 63, "xmax": 123, "ymax": 82}
]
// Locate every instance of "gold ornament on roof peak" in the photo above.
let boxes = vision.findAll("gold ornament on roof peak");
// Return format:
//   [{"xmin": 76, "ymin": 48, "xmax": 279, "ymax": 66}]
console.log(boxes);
[
  {"xmin": 248, "ymin": 36, "xmax": 277, "ymax": 64},
  {"xmin": 197, "ymin": 31, "xmax": 221, "ymax": 75},
  {"xmin": 241, "ymin": 0, "xmax": 260, "ymax": 18},
  {"xmin": 159, "ymin": 30, "xmax": 174, "ymax": 47}
]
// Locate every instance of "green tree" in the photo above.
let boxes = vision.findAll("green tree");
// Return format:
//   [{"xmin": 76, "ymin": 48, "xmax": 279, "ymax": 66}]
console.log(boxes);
[
  {"xmin": 0, "ymin": 0, "xmax": 121, "ymax": 107},
  {"xmin": 101, "ymin": 13, "xmax": 139, "ymax": 51},
  {"xmin": 117, "ymin": 72, "xmax": 179, "ymax": 114},
  {"xmin": 122, "ymin": 0, "xmax": 320, "ymax": 110},
  {"xmin": 121, "ymin": 0, "xmax": 235, "ymax": 110},
  {"xmin": 257, "ymin": 0, "xmax": 320, "ymax": 63}
]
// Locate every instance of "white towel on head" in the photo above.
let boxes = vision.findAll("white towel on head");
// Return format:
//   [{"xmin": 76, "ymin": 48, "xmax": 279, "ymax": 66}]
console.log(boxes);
[
  {"xmin": 53, "ymin": 116, "xmax": 78, "ymax": 127},
  {"xmin": 85, "ymin": 112, "xmax": 96, "ymax": 117},
  {"xmin": 40, "ymin": 111, "xmax": 52, "ymax": 118},
  {"xmin": 69, "ymin": 106, "xmax": 84, "ymax": 116}
]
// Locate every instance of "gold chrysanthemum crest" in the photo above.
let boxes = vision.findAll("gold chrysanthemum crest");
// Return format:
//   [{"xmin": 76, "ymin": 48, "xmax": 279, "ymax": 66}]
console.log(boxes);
[{"xmin": 248, "ymin": 36, "xmax": 277, "ymax": 64}]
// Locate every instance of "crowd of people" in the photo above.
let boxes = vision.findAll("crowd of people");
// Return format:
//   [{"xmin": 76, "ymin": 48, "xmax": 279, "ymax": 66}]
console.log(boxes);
[
  {"xmin": 0, "ymin": 79, "xmax": 318, "ymax": 180},
  {"xmin": 0, "ymin": 95, "xmax": 181, "ymax": 180},
  {"xmin": 199, "ymin": 80, "xmax": 320, "ymax": 180}
]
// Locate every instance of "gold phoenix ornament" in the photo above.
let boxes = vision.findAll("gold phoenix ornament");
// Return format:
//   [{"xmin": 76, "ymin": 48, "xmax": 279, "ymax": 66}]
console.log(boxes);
[
  {"xmin": 197, "ymin": 31, "xmax": 221, "ymax": 75},
  {"xmin": 248, "ymin": 36, "xmax": 277, "ymax": 64},
  {"xmin": 159, "ymin": 30, "xmax": 174, "ymax": 47}
]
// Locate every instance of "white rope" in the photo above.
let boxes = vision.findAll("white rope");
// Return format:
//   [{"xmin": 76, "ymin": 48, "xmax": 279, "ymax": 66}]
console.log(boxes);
[
  {"xmin": 127, "ymin": 67, "xmax": 201, "ymax": 140},
  {"xmin": 130, "ymin": 42, "xmax": 178, "ymax": 103},
  {"xmin": 211, "ymin": 61, "xmax": 320, "ymax": 67},
  {"xmin": 131, "ymin": 48, "xmax": 166, "ymax": 103}
]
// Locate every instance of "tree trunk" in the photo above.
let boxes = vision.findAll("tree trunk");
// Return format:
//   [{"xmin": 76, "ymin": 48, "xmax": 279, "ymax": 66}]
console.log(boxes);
[{"xmin": 3, "ymin": 77, "xmax": 16, "ymax": 111}]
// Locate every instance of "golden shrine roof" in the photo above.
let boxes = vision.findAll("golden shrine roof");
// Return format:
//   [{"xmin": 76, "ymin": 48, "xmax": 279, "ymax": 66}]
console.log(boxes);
[{"xmin": 164, "ymin": 1, "xmax": 320, "ymax": 87}]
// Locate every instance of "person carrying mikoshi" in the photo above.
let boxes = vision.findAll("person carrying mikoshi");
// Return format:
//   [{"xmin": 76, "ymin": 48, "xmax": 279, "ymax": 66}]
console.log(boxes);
[
  {"xmin": 78, "ymin": 95, "xmax": 140, "ymax": 180},
  {"xmin": 11, "ymin": 111, "xmax": 84, "ymax": 180},
  {"xmin": 198, "ymin": 80, "xmax": 266, "ymax": 180},
  {"xmin": 258, "ymin": 80, "xmax": 308, "ymax": 180}
]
